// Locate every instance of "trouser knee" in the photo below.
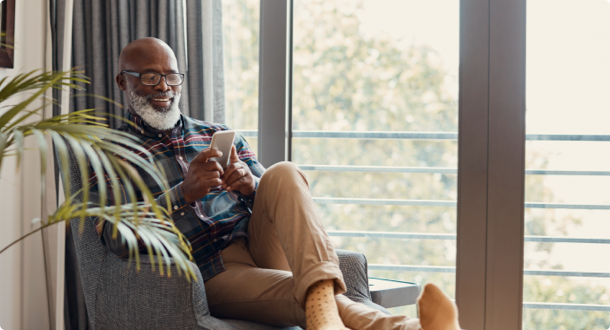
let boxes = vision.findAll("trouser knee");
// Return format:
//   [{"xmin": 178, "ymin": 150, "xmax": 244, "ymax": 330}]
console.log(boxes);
[{"xmin": 260, "ymin": 161, "xmax": 308, "ymax": 189}]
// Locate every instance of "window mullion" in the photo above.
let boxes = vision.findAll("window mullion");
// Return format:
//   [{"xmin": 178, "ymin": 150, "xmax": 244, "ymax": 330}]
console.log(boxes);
[
  {"xmin": 457, "ymin": 0, "xmax": 526, "ymax": 329},
  {"xmin": 258, "ymin": 0, "xmax": 292, "ymax": 167}
]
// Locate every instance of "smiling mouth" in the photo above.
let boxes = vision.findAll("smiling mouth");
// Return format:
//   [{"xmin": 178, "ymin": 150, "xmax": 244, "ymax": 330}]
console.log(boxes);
[{"xmin": 148, "ymin": 97, "xmax": 174, "ymax": 109}]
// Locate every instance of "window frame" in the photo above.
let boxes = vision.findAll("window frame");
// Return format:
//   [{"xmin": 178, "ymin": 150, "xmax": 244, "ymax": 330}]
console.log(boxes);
[{"xmin": 257, "ymin": 0, "xmax": 293, "ymax": 167}]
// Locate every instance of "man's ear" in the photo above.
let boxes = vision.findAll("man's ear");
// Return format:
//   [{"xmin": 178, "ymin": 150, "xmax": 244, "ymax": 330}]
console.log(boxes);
[{"xmin": 116, "ymin": 73, "xmax": 126, "ymax": 91}]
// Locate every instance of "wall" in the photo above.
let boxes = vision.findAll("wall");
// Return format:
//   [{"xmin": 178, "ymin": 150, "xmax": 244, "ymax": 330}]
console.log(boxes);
[{"xmin": 0, "ymin": 0, "xmax": 53, "ymax": 329}]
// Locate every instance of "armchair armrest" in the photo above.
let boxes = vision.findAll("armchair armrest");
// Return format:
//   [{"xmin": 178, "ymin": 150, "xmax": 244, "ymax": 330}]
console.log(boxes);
[
  {"xmin": 335, "ymin": 249, "xmax": 391, "ymax": 314},
  {"xmin": 94, "ymin": 252, "xmax": 237, "ymax": 330}
]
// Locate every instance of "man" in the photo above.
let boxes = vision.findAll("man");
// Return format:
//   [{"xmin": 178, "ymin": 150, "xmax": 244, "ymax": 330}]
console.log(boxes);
[{"xmin": 94, "ymin": 37, "xmax": 460, "ymax": 330}]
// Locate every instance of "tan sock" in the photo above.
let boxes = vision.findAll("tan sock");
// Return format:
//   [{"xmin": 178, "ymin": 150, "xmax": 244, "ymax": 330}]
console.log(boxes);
[
  {"xmin": 418, "ymin": 283, "xmax": 461, "ymax": 330},
  {"xmin": 305, "ymin": 279, "xmax": 348, "ymax": 330}
]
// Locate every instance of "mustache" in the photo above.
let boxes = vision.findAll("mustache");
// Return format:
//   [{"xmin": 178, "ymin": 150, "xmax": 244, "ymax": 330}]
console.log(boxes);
[{"xmin": 144, "ymin": 91, "xmax": 176, "ymax": 99}]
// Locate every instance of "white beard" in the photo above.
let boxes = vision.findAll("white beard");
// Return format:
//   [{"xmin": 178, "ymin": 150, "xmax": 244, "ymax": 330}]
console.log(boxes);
[{"xmin": 127, "ymin": 84, "xmax": 182, "ymax": 131}]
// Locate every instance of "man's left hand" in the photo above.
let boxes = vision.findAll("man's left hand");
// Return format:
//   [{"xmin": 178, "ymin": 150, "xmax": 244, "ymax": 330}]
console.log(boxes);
[{"xmin": 222, "ymin": 145, "xmax": 255, "ymax": 196}]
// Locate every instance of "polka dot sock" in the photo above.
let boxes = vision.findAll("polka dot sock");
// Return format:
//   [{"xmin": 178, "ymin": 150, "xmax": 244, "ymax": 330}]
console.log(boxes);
[
  {"xmin": 418, "ymin": 283, "xmax": 461, "ymax": 330},
  {"xmin": 305, "ymin": 279, "xmax": 348, "ymax": 330}
]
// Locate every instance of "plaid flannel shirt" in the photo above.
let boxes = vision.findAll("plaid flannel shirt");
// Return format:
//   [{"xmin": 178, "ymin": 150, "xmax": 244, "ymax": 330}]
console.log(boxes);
[{"xmin": 89, "ymin": 112, "xmax": 265, "ymax": 281}]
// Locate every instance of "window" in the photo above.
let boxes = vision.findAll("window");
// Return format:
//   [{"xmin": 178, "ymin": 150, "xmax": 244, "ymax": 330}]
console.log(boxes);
[
  {"xmin": 248, "ymin": 0, "xmax": 610, "ymax": 327},
  {"xmin": 222, "ymin": 0, "xmax": 260, "ymax": 153},
  {"xmin": 291, "ymin": 0, "xmax": 459, "ymax": 316},
  {"xmin": 523, "ymin": 0, "xmax": 610, "ymax": 328}
]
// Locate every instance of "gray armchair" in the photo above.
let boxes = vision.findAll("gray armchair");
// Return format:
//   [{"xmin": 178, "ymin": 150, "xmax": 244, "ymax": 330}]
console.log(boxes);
[{"xmin": 59, "ymin": 145, "xmax": 388, "ymax": 330}]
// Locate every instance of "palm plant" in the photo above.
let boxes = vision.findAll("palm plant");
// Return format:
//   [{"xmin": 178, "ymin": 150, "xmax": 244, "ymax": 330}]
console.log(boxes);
[{"xmin": 0, "ymin": 69, "xmax": 195, "ymax": 279}]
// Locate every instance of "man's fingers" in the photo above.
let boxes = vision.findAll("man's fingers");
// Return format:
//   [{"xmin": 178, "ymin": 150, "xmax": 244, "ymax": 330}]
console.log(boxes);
[
  {"xmin": 221, "ymin": 163, "xmax": 237, "ymax": 181},
  {"xmin": 202, "ymin": 160, "xmax": 225, "ymax": 175},
  {"xmin": 201, "ymin": 169, "xmax": 222, "ymax": 179},
  {"xmin": 230, "ymin": 145, "xmax": 240, "ymax": 162},
  {"xmin": 224, "ymin": 168, "xmax": 247, "ymax": 190},
  {"xmin": 206, "ymin": 177, "xmax": 223, "ymax": 187},
  {"xmin": 225, "ymin": 177, "xmax": 246, "ymax": 192},
  {"xmin": 193, "ymin": 147, "xmax": 223, "ymax": 163},
  {"xmin": 222, "ymin": 163, "xmax": 248, "ymax": 185},
  {"xmin": 224, "ymin": 146, "xmax": 243, "ymax": 182}
]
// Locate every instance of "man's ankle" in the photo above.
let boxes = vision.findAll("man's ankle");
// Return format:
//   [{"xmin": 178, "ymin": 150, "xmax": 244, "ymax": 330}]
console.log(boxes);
[{"xmin": 305, "ymin": 279, "xmax": 347, "ymax": 330}]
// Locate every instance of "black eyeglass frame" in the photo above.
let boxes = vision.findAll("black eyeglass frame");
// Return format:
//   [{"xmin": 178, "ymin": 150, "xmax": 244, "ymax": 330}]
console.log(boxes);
[{"xmin": 121, "ymin": 70, "xmax": 185, "ymax": 86}]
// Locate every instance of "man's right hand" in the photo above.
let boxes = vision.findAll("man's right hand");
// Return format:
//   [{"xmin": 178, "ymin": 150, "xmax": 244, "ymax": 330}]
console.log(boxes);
[{"xmin": 181, "ymin": 148, "xmax": 225, "ymax": 204}]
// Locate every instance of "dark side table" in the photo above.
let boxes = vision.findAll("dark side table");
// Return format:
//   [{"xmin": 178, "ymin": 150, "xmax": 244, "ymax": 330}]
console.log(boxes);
[{"xmin": 369, "ymin": 277, "xmax": 421, "ymax": 309}]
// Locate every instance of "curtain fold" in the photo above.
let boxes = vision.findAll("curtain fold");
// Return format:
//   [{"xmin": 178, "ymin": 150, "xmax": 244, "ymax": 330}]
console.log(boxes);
[
  {"xmin": 50, "ymin": 1, "xmax": 74, "ymax": 329},
  {"xmin": 185, "ymin": 0, "xmax": 225, "ymax": 123},
  {"xmin": 53, "ymin": 1, "xmax": 226, "ymax": 328}
]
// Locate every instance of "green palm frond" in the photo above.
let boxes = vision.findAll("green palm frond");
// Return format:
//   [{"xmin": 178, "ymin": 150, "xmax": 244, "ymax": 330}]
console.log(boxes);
[
  {"xmin": 0, "ymin": 69, "xmax": 195, "ymax": 280},
  {"xmin": 54, "ymin": 198, "xmax": 192, "ymax": 278}
]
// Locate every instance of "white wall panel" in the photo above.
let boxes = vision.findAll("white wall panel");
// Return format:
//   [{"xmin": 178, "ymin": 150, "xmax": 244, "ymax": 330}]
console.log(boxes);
[{"xmin": 0, "ymin": 0, "xmax": 53, "ymax": 329}]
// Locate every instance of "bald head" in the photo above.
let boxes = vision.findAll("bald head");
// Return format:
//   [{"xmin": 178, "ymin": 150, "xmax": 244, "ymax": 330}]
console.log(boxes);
[{"xmin": 119, "ymin": 37, "xmax": 177, "ymax": 72}]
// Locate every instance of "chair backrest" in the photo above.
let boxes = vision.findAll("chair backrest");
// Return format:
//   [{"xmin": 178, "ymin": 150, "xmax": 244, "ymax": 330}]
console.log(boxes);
[{"xmin": 56, "ymin": 141, "xmax": 106, "ymax": 329}]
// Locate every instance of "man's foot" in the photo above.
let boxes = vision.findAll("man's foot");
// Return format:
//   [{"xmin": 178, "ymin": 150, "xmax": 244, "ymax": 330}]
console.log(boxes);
[
  {"xmin": 305, "ymin": 279, "xmax": 349, "ymax": 330},
  {"xmin": 418, "ymin": 283, "xmax": 461, "ymax": 330}
]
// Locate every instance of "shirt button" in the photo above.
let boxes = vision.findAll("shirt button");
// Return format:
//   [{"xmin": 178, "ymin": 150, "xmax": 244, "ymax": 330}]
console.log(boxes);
[
  {"xmin": 173, "ymin": 205, "xmax": 178, "ymax": 210},
  {"xmin": 158, "ymin": 134, "xmax": 162, "ymax": 138},
  {"xmin": 179, "ymin": 156, "xmax": 183, "ymax": 160},
  {"xmin": 180, "ymin": 212, "xmax": 185, "ymax": 216}
]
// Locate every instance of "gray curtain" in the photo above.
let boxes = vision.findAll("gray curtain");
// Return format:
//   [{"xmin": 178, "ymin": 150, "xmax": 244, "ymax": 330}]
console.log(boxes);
[
  {"xmin": 53, "ymin": 1, "xmax": 226, "ymax": 329},
  {"xmin": 186, "ymin": 0, "xmax": 226, "ymax": 123},
  {"xmin": 50, "ymin": 1, "xmax": 89, "ymax": 330},
  {"xmin": 70, "ymin": 0, "xmax": 225, "ymax": 128}
]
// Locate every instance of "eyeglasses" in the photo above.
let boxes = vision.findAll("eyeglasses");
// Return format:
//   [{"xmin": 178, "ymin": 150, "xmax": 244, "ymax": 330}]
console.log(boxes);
[{"xmin": 121, "ymin": 70, "xmax": 185, "ymax": 86}]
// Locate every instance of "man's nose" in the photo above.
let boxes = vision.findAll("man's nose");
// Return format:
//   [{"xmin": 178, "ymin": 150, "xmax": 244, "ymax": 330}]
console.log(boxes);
[{"xmin": 154, "ymin": 76, "xmax": 171, "ymax": 92}]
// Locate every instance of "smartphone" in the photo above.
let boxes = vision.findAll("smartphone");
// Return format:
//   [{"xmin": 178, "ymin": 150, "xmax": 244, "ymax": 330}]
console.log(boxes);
[{"xmin": 209, "ymin": 130, "xmax": 236, "ymax": 169}]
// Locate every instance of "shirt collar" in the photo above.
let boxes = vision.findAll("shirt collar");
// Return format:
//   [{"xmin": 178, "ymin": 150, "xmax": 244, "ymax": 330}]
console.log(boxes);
[{"xmin": 126, "ymin": 111, "xmax": 184, "ymax": 138}]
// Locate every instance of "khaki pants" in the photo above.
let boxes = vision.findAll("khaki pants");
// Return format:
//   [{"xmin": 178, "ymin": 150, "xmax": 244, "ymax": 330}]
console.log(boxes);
[{"xmin": 204, "ymin": 162, "xmax": 419, "ymax": 330}]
